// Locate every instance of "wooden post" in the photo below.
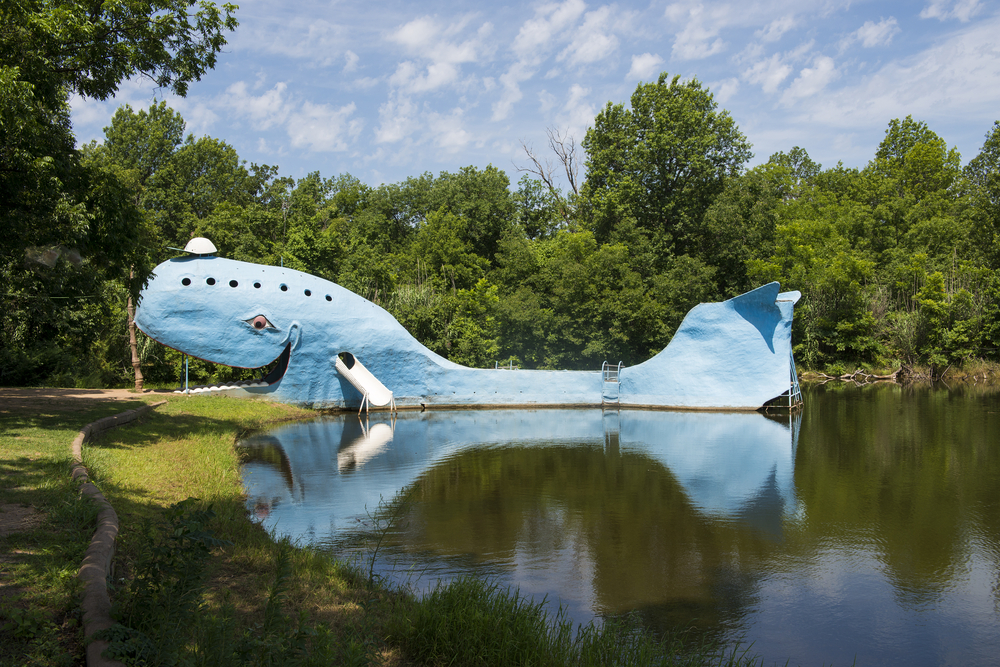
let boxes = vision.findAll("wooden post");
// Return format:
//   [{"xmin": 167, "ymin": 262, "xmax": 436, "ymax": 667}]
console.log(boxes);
[{"xmin": 126, "ymin": 270, "xmax": 144, "ymax": 393}]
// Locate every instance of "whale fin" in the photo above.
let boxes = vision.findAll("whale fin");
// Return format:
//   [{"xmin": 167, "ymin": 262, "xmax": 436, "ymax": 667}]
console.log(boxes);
[
  {"xmin": 724, "ymin": 281, "xmax": 780, "ymax": 306},
  {"xmin": 777, "ymin": 290, "xmax": 801, "ymax": 304}
]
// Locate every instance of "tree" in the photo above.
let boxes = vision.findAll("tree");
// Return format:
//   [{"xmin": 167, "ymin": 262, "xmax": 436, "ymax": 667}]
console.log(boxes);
[
  {"xmin": 1, "ymin": 0, "xmax": 239, "ymax": 387},
  {"xmin": 517, "ymin": 127, "xmax": 581, "ymax": 224},
  {"xmin": 581, "ymin": 73, "xmax": 752, "ymax": 262},
  {"xmin": 424, "ymin": 166, "xmax": 516, "ymax": 262},
  {"xmin": 861, "ymin": 116, "xmax": 967, "ymax": 263},
  {"xmin": 966, "ymin": 121, "xmax": 1000, "ymax": 268},
  {"xmin": 2, "ymin": 0, "xmax": 238, "ymax": 101}
]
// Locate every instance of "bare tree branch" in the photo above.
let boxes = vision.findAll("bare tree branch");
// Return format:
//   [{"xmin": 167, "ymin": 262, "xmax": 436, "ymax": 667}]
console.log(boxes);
[
  {"xmin": 514, "ymin": 127, "xmax": 581, "ymax": 224},
  {"xmin": 546, "ymin": 127, "xmax": 579, "ymax": 196},
  {"xmin": 516, "ymin": 139, "xmax": 560, "ymax": 194}
]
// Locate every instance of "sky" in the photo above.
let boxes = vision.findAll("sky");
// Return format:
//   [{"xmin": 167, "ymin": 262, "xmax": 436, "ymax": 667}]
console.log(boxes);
[{"xmin": 70, "ymin": 0, "xmax": 1000, "ymax": 190}]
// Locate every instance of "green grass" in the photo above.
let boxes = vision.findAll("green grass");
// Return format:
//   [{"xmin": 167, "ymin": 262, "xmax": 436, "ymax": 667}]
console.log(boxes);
[
  {"xmin": 3, "ymin": 392, "xmax": 766, "ymax": 667},
  {"xmin": 0, "ymin": 393, "xmax": 158, "ymax": 666},
  {"xmin": 388, "ymin": 576, "xmax": 761, "ymax": 667}
]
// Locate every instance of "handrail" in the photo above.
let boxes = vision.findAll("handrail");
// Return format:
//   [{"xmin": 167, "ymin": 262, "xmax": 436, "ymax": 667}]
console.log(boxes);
[{"xmin": 602, "ymin": 361, "xmax": 623, "ymax": 383}]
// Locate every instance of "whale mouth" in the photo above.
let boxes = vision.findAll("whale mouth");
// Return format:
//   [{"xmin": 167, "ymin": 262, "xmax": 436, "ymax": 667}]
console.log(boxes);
[{"xmin": 174, "ymin": 343, "xmax": 291, "ymax": 394}]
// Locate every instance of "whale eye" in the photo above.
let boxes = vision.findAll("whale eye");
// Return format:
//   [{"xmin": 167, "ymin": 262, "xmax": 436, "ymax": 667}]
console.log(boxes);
[{"xmin": 245, "ymin": 315, "xmax": 275, "ymax": 331}]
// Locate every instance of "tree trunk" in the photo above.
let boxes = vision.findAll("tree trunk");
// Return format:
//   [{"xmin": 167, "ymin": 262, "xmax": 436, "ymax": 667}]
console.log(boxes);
[{"xmin": 127, "ymin": 271, "xmax": 144, "ymax": 392}]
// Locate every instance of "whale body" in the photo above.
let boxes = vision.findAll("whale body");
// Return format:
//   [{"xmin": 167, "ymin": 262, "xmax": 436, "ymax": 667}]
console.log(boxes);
[{"xmin": 135, "ymin": 254, "xmax": 801, "ymax": 410}]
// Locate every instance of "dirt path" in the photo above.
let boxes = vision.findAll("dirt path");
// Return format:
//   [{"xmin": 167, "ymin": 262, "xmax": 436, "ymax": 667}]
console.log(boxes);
[{"xmin": 0, "ymin": 387, "xmax": 171, "ymax": 414}]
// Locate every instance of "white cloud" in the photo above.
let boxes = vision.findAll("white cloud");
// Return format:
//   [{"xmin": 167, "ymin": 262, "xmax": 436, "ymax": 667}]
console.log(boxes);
[
  {"xmin": 493, "ymin": 61, "xmax": 533, "ymax": 121},
  {"xmin": 666, "ymin": 2, "xmax": 729, "ymax": 60},
  {"xmin": 920, "ymin": 0, "xmax": 984, "ymax": 22},
  {"xmin": 711, "ymin": 77, "xmax": 740, "ymax": 103},
  {"xmin": 385, "ymin": 16, "xmax": 487, "ymax": 95},
  {"xmin": 69, "ymin": 94, "xmax": 116, "ymax": 132},
  {"xmin": 428, "ymin": 109, "xmax": 472, "ymax": 152},
  {"xmin": 743, "ymin": 54, "xmax": 793, "ymax": 93},
  {"xmin": 343, "ymin": 50, "xmax": 359, "ymax": 73},
  {"xmin": 172, "ymin": 99, "xmax": 219, "ymax": 136},
  {"xmin": 221, "ymin": 81, "xmax": 290, "ymax": 130},
  {"xmin": 628, "ymin": 53, "xmax": 665, "ymax": 80},
  {"xmin": 559, "ymin": 83, "xmax": 595, "ymax": 141},
  {"xmin": 756, "ymin": 15, "xmax": 797, "ymax": 43},
  {"xmin": 390, "ymin": 60, "xmax": 462, "ymax": 93},
  {"xmin": 389, "ymin": 17, "xmax": 482, "ymax": 64},
  {"xmin": 539, "ymin": 89, "xmax": 557, "ymax": 112},
  {"xmin": 780, "ymin": 55, "xmax": 840, "ymax": 104},
  {"xmin": 493, "ymin": 0, "xmax": 588, "ymax": 121},
  {"xmin": 558, "ymin": 6, "xmax": 623, "ymax": 66},
  {"xmin": 287, "ymin": 101, "xmax": 360, "ymax": 152},
  {"xmin": 233, "ymin": 17, "xmax": 347, "ymax": 66},
  {"xmin": 793, "ymin": 15, "xmax": 1000, "ymax": 126},
  {"xmin": 512, "ymin": 0, "xmax": 587, "ymax": 61},
  {"xmin": 375, "ymin": 95, "xmax": 419, "ymax": 144},
  {"xmin": 221, "ymin": 80, "xmax": 359, "ymax": 152},
  {"xmin": 350, "ymin": 76, "xmax": 380, "ymax": 90},
  {"xmin": 841, "ymin": 17, "xmax": 900, "ymax": 51}
]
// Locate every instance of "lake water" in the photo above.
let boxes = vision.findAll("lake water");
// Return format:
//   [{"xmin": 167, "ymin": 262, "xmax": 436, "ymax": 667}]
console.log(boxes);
[{"xmin": 238, "ymin": 384, "xmax": 1000, "ymax": 666}]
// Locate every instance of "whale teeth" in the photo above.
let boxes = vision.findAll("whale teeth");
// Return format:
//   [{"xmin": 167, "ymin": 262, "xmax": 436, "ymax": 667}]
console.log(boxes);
[{"xmin": 172, "ymin": 381, "xmax": 269, "ymax": 394}]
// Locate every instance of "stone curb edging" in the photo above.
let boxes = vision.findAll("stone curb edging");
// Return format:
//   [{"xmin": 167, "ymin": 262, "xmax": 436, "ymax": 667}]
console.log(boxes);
[{"xmin": 71, "ymin": 400, "xmax": 167, "ymax": 667}]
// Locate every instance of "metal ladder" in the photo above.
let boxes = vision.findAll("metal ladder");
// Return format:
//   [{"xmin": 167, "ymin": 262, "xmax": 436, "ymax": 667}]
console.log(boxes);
[
  {"xmin": 785, "ymin": 349, "xmax": 803, "ymax": 410},
  {"xmin": 602, "ymin": 361, "xmax": 623, "ymax": 405}
]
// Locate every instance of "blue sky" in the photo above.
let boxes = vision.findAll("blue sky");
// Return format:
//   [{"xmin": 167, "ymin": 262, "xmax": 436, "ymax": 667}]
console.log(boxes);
[{"xmin": 71, "ymin": 0, "xmax": 1000, "ymax": 190}]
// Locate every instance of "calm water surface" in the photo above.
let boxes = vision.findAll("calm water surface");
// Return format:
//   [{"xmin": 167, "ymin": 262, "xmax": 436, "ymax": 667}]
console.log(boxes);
[{"xmin": 239, "ymin": 385, "xmax": 1000, "ymax": 666}]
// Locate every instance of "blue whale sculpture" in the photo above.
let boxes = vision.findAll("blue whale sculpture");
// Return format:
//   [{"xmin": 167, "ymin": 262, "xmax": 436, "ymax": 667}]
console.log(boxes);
[{"xmin": 135, "ymin": 248, "xmax": 801, "ymax": 410}]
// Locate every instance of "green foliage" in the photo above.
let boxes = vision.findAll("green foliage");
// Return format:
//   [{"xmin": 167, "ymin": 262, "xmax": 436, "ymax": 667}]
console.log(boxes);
[
  {"xmin": 101, "ymin": 499, "xmax": 229, "ymax": 665},
  {"xmin": 447, "ymin": 279, "xmax": 501, "ymax": 368},
  {"xmin": 99, "ymin": 503, "xmax": 365, "ymax": 667},
  {"xmin": 189, "ymin": 546, "xmax": 370, "ymax": 667},
  {"xmin": 0, "ymin": 606, "xmax": 74, "ymax": 667},
  {"xmin": 966, "ymin": 121, "xmax": 1000, "ymax": 268},
  {"xmin": 6, "ymin": 39, "xmax": 1000, "ymax": 384},
  {"xmin": 410, "ymin": 208, "xmax": 489, "ymax": 291},
  {"xmin": 1, "ymin": 0, "xmax": 239, "ymax": 386},
  {"xmin": 916, "ymin": 272, "xmax": 980, "ymax": 368},
  {"xmin": 581, "ymin": 72, "xmax": 753, "ymax": 262},
  {"xmin": 3, "ymin": 0, "xmax": 238, "ymax": 102},
  {"xmin": 393, "ymin": 576, "xmax": 758, "ymax": 667}
]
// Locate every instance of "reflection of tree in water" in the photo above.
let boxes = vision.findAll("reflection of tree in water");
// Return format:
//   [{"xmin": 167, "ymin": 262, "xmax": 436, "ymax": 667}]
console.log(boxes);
[
  {"xmin": 238, "ymin": 435, "xmax": 294, "ymax": 520},
  {"xmin": 794, "ymin": 384, "xmax": 1000, "ymax": 607},
  {"xmin": 391, "ymin": 444, "xmax": 781, "ymax": 638}
]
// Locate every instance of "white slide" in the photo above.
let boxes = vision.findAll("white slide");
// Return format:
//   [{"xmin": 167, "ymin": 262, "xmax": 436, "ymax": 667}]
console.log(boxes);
[{"xmin": 335, "ymin": 354, "xmax": 396, "ymax": 412}]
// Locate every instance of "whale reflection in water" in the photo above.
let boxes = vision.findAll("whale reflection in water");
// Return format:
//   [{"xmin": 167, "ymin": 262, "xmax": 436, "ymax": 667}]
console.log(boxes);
[{"xmin": 238, "ymin": 409, "xmax": 799, "ymax": 543}]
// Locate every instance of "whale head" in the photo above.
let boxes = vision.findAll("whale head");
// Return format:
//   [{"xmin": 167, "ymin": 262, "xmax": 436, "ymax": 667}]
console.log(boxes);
[{"xmin": 135, "ymin": 254, "xmax": 384, "ymax": 401}]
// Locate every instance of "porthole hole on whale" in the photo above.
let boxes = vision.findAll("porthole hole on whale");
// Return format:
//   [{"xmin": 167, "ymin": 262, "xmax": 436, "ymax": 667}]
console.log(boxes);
[
  {"xmin": 280, "ymin": 284, "xmax": 288, "ymax": 292},
  {"xmin": 325, "ymin": 295, "xmax": 332, "ymax": 301},
  {"xmin": 304, "ymin": 289, "xmax": 311, "ymax": 296},
  {"xmin": 181, "ymin": 278, "xmax": 191, "ymax": 286},
  {"xmin": 254, "ymin": 282, "xmax": 261, "ymax": 289},
  {"xmin": 206, "ymin": 277, "xmax": 216, "ymax": 285},
  {"xmin": 230, "ymin": 280, "xmax": 238, "ymax": 288}
]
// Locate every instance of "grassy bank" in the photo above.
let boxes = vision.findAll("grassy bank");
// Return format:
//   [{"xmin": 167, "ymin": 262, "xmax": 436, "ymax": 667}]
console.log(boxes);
[
  {"xmin": 799, "ymin": 358, "xmax": 1000, "ymax": 384},
  {"xmin": 0, "ymin": 392, "xmax": 161, "ymax": 665},
  {"xmin": 2, "ymin": 392, "xmax": 763, "ymax": 666}
]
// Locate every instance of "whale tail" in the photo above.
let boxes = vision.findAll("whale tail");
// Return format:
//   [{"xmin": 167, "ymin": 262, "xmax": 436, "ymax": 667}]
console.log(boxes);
[{"xmin": 618, "ymin": 282, "xmax": 800, "ymax": 409}]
